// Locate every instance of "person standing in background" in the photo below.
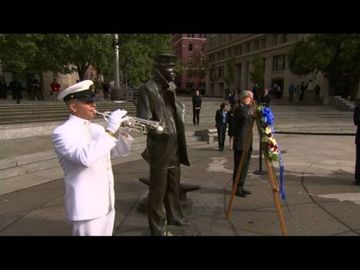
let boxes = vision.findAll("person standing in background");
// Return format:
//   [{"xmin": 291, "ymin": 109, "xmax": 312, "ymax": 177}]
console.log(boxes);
[
  {"xmin": 192, "ymin": 89, "xmax": 202, "ymax": 126},
  {"xmin": 215, "ymin": 102, "xmax": 228, "ymax": 151},
  {"xmin": 353, "ymin": 103, "xmax": 360, "ymax": 185},
  {"xmin": 0, "ymin": 76, "xmax": 7, "ymax": 99},
  {"xmin": 227, "ymin": 103, "xmax": 236, "ymax": 150},
  {"xmin": 50, "ymin": 78, "xmax": 61, "ymax": 100}
]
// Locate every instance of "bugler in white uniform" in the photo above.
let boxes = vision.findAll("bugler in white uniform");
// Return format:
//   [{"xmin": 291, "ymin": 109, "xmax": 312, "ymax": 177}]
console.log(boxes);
[{"xmin": 53, "ymin": 80, "xmax": 133, "ymax": 235}]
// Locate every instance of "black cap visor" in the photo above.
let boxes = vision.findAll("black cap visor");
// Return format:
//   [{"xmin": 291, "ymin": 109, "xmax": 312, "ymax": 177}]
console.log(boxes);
[{"xmin": 64, "ymin": 89, "xmax": 96, "ymax": 102}]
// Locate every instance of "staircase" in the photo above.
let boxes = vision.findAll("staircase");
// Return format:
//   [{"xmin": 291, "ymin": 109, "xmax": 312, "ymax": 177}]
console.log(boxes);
[
  {"xmin": 0, "ymin": 99, "xmax": 210, "ymax": 195},
  {"xmin": 331, "ymin": 96, "xmax": 355, "ymax": 111},
  {"xmin": 0, "ymin": 101, "xmax": 136, "ymax": 125}
]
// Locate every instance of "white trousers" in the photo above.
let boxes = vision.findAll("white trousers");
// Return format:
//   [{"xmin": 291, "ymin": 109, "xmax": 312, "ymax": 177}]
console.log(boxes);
[{"xmin": 71, "ymin": 210, "xmax": 115, "ymax": 236}]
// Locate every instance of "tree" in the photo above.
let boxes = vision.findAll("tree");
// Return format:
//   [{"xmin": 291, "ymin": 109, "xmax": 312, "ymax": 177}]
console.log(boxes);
[
  {"xmin": 0, "ymin": 34, "xmax": 39, "ymax": 73},
  {"xmin": 117, "ymin": 34, "xmax": 171, "ymax": 87},
  {"xmin": 224, "ymin": 58, "xmax": 235, "ymax": 95},
  {"xmin": 250, "ymin": 55, "xmax": 265, "ymax": 89},
  {"xmin": 0, "ymin": 34, "xmax": 113, "ymax": 80},
  {"xmin": 288, "ymin": 34, "xmax": 360, "ymax": 100},
  {"xmin": 0, "ymin": 34, "xmax": 171, "ymax": 88}
]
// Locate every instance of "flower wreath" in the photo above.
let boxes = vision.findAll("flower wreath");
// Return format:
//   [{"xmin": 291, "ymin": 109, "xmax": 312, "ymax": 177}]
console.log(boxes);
[{"xmin": 256, "ymin": 105, "xmax": 286, "ymax": 200}]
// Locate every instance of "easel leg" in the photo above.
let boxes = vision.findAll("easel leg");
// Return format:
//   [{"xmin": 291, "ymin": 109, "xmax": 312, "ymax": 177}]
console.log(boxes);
[{"xmin": 264, "ymin": 158, "xmax": 288, "ymax": 236}]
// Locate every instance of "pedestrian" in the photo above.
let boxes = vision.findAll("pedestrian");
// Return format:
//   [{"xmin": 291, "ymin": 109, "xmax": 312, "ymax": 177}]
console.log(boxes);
[
  {"xmin": 52, "ymin": 80, "xmax": 133, "ymax": 236},
  {"xmin": 354, "ymin": 103, "xmax": 360, "ymax": 185},
  {"xmin": 0, "ymin": 76, "xmax": 7, "ymax": 99},
  {"xmin": 314, "ymin": 83, "xmax": 320, "ymax": 103},
  {"xmin": 102, "ymin": 82, "xmax": 110, "ymax": 100},
  {"xmin": 288, "ymin": 83, "xmax": 296, "ymax": 102},
  {"xmin": 136, "ymin": 53, "xmax": 191, "ymax": 236},
  {"xmin": 192, "ymin": 89, "xmax": 202, "ymax": 125},
  {"xmin": 215, "ymin": 102, "xmax": 228, "ymax": 151},
  {"xmin": 300, "ymin": 81, "xmax": 307, "ymax": 102},
  {"xmin": 260, "ymin": 88, "xmax": 271, "ymax": 107},
  {"xmin": 232, "ymin": 90, "xmax": 255, "ymax": 197},
  {"xmin": 227, "ymin": 104, "xmax": 236, "ymax": 150},
  {"xmin": 9, "ymin": 75, "xmax": 22, "ymax": 104},
  {"xmin": 50, "ymin": 78, "xmax": 61, "ymax": 100}
]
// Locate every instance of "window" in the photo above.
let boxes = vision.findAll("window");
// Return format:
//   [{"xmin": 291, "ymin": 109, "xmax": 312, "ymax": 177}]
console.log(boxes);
[
  {"xmin": 188, "ymin": 56, "xmax": 192, "ymax": 64},
  {"xmin": 244, "ymin": 42, "xmax": 250, "ymax": 53},
  {"xmin": 280, "ymin": 34, "xmax": 288, "ymax": 43},
  {"xmin": 272, "ymin": 55, "xmax": 286, "ymax": 71},
  {"xmin": 254, "ymin": 39, "xmax": 259, "ymax": 51},
  {"xmin": 272, "ymin": 34, "xmax": 278, "ymax": 46},
  {"xmin": 261, "ymin": 37, "xmax": 266, "ymax": 49},
  {"xmin": 188, "ymin": 43, "xmax": 193, "ymax": 51}
]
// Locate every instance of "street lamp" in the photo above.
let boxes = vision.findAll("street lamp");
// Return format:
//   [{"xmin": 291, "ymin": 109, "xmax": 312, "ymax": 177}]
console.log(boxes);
[
  {"xmin": 111, "ymin": 33, "xmax": 121, "ymax": 100},
  {"xmin": 114, "ymin": 33, "xmax": 120, "ymax": 90}
]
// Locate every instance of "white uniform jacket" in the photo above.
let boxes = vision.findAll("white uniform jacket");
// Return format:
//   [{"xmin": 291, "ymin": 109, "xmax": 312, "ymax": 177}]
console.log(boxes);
[{"xmin": 52, "ymin": 115, "xmax": 134, "ymax": 221}]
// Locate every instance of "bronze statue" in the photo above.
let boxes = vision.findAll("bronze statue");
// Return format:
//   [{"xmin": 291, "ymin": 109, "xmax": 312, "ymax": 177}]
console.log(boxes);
[{"xmin": 136, "ymin": 53, "xmax": 191, "ymax": 236}]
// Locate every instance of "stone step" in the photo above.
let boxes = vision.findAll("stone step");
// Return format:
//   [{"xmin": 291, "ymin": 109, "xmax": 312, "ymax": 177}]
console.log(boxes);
[
  {"xmin": 0, "ymin": 166, "xmax": 27, "ymax": 180},
  {"xmin": 0, "ymin": 130, "xmax": 208, "ymax": 180},
  {"xmin": 0, "ymin": 102, "xmax": 137, "ymax": 124}
]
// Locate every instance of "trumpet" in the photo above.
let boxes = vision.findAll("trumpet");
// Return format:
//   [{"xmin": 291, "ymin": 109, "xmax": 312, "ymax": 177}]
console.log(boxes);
[{"xmin": 94, "ymin": 110, "xmax": 165, "ymax": 135}]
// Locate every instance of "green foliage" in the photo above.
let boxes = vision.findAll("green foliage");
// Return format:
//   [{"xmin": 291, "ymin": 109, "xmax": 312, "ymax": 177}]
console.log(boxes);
[
  {"xmin": 288, "ymin": 34, "xmax": 360, "ymax": 99},
  {"xmin": 117, "ymin": 34, "xmax": 171, "ymax": 86},
  {"xmin": 0, "ymin": 34, "xmax": 171, "ymax": 86},
  {"xmin": 250, "ymin": 55, "xmax": 265, "ymax": 88},
  {"xmin": 0, "ymin": 34, "xmax": 38, "ymax": 72},
  {"xmin": 224, "ymin": 58, "xmax": 235, "ymax": 90}
]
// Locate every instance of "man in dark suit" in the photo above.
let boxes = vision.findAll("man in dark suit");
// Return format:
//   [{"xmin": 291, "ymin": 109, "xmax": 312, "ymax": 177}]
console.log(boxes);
[
  {"xmin": 232, "ymin": 90, "xmax": 255, "ymax": 197},
  {"xmin": 354, "ymin": 104, "xmax": 360, "ymax": 185},
  {"xmin": 192, "ymin": 89, "xmax": 202, "ymax": 125},
  {"xmin": 215, "ymin": 102, "xmax": 228, "ymax": 151},
  {"xmin": 136, "ymin": 53, "xmax": 190, "ymax": 236}
]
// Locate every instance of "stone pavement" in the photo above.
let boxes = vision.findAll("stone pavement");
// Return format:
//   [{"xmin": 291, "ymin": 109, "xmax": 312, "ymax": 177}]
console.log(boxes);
[{"xmin": 0, "ymin": 98, "xmax": 359, "ymax": 236}]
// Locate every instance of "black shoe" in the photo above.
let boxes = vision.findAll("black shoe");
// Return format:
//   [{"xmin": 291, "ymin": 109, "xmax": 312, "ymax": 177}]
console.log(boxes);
[
  {"xmin": 169, "ymin": 219, "xmax": 191, "ymax": 227},
  {"xmin": 242, "ymin": 188, "xmax": 252, "ymax": 195},
  {"xmin": 235, "ymin": 190, "xmax": 246, "ymax": 197}
]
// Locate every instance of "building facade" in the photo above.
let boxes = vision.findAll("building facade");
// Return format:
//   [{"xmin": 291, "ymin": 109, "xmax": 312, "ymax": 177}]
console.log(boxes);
[
  {"xmin": 205, "ymin": 34, "xmax": 328, "ymax": 101},
  {"xmin": 171, "ymin": 34, "xmax": 207, "ymax": 94}
]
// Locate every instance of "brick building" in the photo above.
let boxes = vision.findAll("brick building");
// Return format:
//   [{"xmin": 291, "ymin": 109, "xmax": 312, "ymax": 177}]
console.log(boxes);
[{"xmin": 171, "ymin": 34, "xmax": 207, "ymax": 95}]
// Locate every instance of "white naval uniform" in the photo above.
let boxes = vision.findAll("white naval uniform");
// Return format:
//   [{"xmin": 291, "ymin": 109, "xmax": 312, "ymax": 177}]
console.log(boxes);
[{"xmin": 52, "ymin": 114, "xmax": 133, "ymax": 235}]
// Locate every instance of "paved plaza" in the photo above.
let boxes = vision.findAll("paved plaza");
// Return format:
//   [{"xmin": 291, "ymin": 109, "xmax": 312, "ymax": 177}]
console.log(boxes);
[{"xmin": 0, "ymin": 98, "xmax": 359, "ymax": 236}]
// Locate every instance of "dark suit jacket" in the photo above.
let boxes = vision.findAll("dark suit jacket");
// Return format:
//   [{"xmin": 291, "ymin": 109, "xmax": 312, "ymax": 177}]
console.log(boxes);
[
  {"xmin": 136, "ymin": 79, "xmax": 190, "ymax": 169},
  {"xmin": 215, "ymin": 109, "xmax": 227, "ymax": 129},
  {"xmin": 192, "ymin": 95, "xmax": 202, "ymax": 109},
  {"xmin": 233, "ymin": 104, "xmax": 253, "ymax": 151}
]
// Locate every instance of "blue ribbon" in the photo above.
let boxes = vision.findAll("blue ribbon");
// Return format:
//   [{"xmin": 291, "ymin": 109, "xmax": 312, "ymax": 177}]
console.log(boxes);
[{"xmin": 261, "ymin": 106, "xmax": 286, "ymax": 200}]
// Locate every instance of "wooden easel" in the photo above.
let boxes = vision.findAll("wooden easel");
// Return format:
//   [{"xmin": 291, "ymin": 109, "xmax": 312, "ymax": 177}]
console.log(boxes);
[{"xmin": 225, "ymin": 113, "xmax": 288, "ymax": 236}]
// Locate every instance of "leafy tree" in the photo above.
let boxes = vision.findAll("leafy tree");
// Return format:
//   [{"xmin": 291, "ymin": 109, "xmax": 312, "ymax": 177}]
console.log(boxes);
[
  {"xmin": 224, "ymin": 58, "xmax": 235, "ymax": 94},
  {"xmin": 288, "ymin": 34, "xmax": 360, "ymax": 100},
  {"xmin": 250, "ymin": 55, "xmax": 265, "ymax": 89},
  {"xmin": 0, "ymin": 34, "xmax": 113, "ymax": 80},
  {"xmin": 117, "ymin": 34, "xmax": 171, "ymax": 87},
  {"xmin": 0, "ymin": 34, "xmax": 170, "ymax": 88},
  {"xmin": 0, "ymin": 34, "xmax": 38, "ymax": 73}
]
